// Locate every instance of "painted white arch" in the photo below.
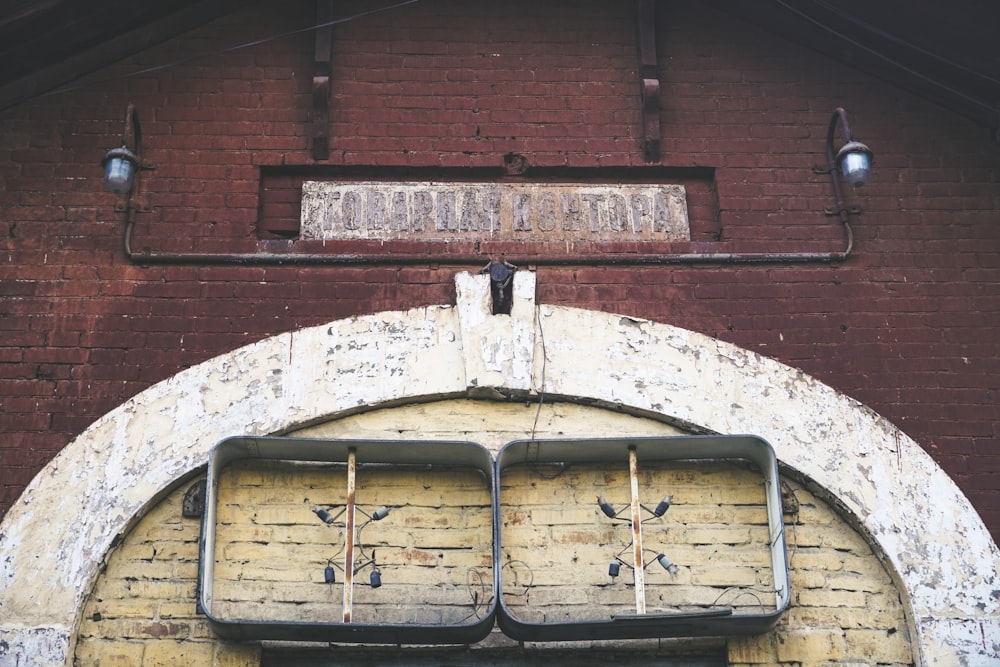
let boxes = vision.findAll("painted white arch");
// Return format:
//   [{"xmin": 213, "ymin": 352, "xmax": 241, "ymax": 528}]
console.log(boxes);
[{"xmin": 0, "ymin": 271, "xmax": 997, "ymax": 666}]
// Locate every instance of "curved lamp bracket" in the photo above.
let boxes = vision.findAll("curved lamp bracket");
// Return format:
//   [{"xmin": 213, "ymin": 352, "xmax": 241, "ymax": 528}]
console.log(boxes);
[
  {"xmin": 821, "ymin": 107, "xmax": 874, "ymax": 223},
  {"xmin": 101, "ymin": 103, "xmax": 154, "ymax": 228}
]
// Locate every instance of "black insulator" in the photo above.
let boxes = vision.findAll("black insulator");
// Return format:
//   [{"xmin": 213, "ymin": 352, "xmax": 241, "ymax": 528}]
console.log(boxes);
[
  {"xmin": 313, "ymin": 506, "xmax": 335, "ymax": 524},
  {"xmin": 597, "ymin": 496, "xmax": 616, "ymax": 518}
]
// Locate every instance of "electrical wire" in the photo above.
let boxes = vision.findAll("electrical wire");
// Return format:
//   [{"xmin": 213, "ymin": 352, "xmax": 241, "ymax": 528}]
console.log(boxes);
[
  {"xmin": 524, "ymin": 301, "xmax": 568, "ymax": 480},
  {"xmin": 529, "ymin": 301, "xmax": 547, "ymax": 440},
  {"xmin": 807, "ymin": 0, "xmax": 1000, "ymax": 86},
  {"xmin": 772, "ymin": 0, "xmax": 993, "ymax": 108},
  {"xmin": 455, "ymin": 567, "xmax": 490, "ymax": 622},
  {"xmin": 502, "ymin": 558, "xmax": 534, "ymax": 597},
  {"xmin": 709, "ymin": 586, "xmax": 769, "ymax": 611}
]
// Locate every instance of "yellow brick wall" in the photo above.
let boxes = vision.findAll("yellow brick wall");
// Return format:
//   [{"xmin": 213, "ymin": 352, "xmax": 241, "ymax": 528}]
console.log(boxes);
[
  {"xmin": 499, "ymin": 461, "xmax": 778, "ymax": 624},
  {"xmin": 74, "ymin": 485, "xmax": 260, "ymax": 667},
  {"xmin": 211, "ymin": 460, "xmax": 493, "ymax": 626},
  {"xmin": 729, "ymin": 478, "xmax": 914, "ymax": 666},
  {"xmin": 74, "ymin": 400, "xmax": 913, "ymax": 666}
]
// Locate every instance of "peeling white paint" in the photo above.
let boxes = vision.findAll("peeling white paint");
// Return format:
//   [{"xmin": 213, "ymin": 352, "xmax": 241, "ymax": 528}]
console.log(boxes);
[
  {"xmin": 0, "ymin": 626, "xmax": 69, "ymax": 667},
  {"xmin": 0, "ymin": 271, "xmax": 997, "ymax": 666},
  {"xmin": 456, "ymin": 271, "xmax": 535, "ymax": 391}
]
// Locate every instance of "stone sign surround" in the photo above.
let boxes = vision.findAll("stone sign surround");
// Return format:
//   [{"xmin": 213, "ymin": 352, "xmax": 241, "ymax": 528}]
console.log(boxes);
[{"xmin": 0, "ymin": 272, "xmax": 997, "ymax": 665}]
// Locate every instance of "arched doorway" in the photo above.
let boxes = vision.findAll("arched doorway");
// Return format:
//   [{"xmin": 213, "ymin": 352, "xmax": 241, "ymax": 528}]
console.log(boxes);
[{"xmin": 1, "ymin": 272, "xmax": 996, "ymax": 665}]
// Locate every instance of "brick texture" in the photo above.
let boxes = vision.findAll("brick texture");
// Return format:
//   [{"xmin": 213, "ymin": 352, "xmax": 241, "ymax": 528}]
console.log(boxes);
[
  {"xmin": 74, "ymin": 432, "xmax": 913, "ymax": 665},
  {"xmin": 1, "ymin": 0, "xmax": 998, "ymax": 548},
  {"xmin": 211, "ymin": 460, "xmax": 493, "ymax": 626},
  {"xmin": 499, "ymin": 461, "xmax": 779, "ymax": 622}
]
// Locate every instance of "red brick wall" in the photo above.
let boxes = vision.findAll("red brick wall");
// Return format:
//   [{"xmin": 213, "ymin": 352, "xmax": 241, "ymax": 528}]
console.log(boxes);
[{"xmin": 2, "ymin": 1, "xmax": 998, "ymax": 538}]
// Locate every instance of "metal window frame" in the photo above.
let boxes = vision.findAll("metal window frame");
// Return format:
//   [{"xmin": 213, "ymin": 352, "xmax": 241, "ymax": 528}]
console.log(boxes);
[
  {"xmin": 494, "ymin": 435, "xmax": 791, "ymax": 642},
  {"xmin": 197, "ymin": 434, "xmax": 789, "ymax": 644},
  {"xmin": 197, "ymin": 435, "xmax": 498, "ymax": 644}
]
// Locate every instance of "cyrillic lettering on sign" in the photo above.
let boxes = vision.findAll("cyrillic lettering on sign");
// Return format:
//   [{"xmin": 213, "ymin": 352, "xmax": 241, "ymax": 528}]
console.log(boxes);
[{"xmin": 300, "ymin": 182, "xmax": 690, "ymax": 242}]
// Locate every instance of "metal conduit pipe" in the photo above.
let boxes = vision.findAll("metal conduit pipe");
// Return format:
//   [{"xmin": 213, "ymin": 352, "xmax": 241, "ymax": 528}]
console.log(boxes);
[
  {"xmin": 109, "ymin": 104, "xmax": 867, "ymax": 269},
  {"xmin": 123, "ymin": 217, "xmax": 854, "ymax": 267}
]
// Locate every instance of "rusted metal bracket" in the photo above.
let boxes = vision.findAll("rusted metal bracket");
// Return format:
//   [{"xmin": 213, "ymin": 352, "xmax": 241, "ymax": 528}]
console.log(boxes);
[
  {"xmin": 636, "ymin": 0, "xmax": 661, "ymax": 162},
  {"xmin": 342, "ymin": 447, "xmax": 357, "ymax": 622},
  {"xmin": 627, "ymin": 445, "xmax": 647, "ymax": 614},
  {"xmin": 311, "ymin": 0, "xmax": 335, "ymax": 160},
  {"xmin": 182, "ymin": 478, "xmax": 207, "ymax": 518}
]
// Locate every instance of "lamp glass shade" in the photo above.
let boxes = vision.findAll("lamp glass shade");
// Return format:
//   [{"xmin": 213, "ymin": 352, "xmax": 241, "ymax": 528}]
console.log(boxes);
[
  {"xmin": 101, "ymin": 147, "xmax": 138, "ymax": 195},
  {"xmin": 840, "ymin": 151, "xmax": 871, "ymax": 187},
  {"xmin": 835, "ymin": 140, "xmax": 873, "ymax": 188}
]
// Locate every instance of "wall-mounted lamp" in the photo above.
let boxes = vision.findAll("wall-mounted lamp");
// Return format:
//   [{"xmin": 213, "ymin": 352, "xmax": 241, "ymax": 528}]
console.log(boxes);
[
  {"xmin": 822, "ymin": 107, "xmax": 874, "ymax": 222},
  {"xmin": 102, "ymin": 145, "xmax": 139, "ymax": 195},
  {"xmin": 101, "ymin": 102, "xmax": 155, "ymax": 248},
  {"xmin": 101, "ymin": 103, "xmax": 143, "ymax": 196},
  {"xmin": 836, "ymin": 140, "xmax": 873, "ymax": 188}
]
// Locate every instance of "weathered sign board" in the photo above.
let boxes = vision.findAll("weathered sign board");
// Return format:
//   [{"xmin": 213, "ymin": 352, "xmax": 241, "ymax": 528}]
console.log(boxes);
[{"xmin": 300, "ymin": 181, "xmax": 690, "ymax": 242}]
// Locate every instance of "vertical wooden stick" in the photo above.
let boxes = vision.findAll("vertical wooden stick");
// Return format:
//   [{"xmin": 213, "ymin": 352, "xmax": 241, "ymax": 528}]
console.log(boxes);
[
  {"xmin": 343, "ymin": 447, "xmax": 357, "ymax": 623},
  {"xmin": 629, "ymin": 445, "xmax": 646, "ymax": 614}
]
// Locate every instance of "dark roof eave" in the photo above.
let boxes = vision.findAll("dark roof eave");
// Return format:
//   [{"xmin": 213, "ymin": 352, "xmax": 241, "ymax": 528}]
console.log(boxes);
[{"xmin": 0, "ymin": 0, "xmax": 243, "ymax": 112}]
